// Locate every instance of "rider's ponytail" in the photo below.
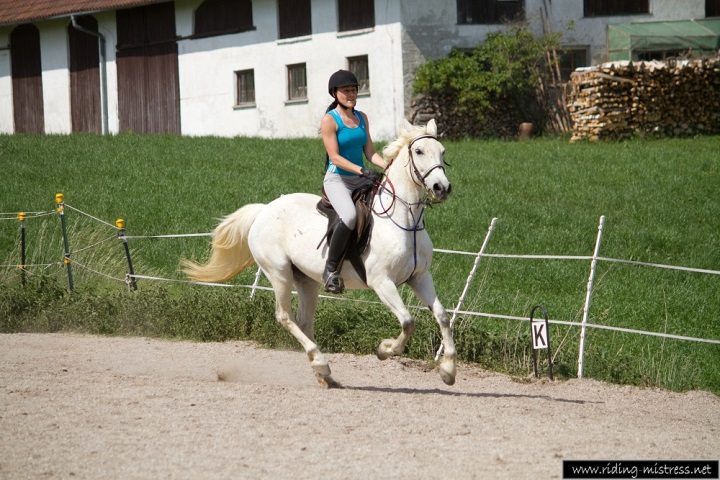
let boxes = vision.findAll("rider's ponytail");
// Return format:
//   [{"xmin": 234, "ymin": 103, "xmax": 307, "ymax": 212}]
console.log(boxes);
[
  {"xmin": 325, "ymin": 100, "xmax": 338, "ymax": 113},
  {"xmin": 322, "ymin": 101, "xmax": 338, "ymax": 172}
]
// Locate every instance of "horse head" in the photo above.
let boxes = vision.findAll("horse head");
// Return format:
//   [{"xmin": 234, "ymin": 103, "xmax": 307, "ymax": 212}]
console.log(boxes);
[{"xmin": 383, "ymin": 119, "xmax": 451, "ymax": 203}]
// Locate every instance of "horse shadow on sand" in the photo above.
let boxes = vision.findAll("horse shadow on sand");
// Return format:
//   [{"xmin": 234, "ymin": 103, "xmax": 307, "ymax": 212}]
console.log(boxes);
[{"xmin": 343, "ymin": 385, "xmax": 600, "ymax": 405}]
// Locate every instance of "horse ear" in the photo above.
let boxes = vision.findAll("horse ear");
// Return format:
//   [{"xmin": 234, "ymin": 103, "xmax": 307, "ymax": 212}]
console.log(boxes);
[
  {"xmin": 426, "ymin": 119, "xmax": 437, "ymax": 137},
  {"xmin": 402, "ymin": 119, "xmax": 413, "ymax": 134}
]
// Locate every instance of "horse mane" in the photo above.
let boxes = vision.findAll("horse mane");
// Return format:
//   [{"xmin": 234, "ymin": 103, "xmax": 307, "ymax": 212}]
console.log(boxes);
[{"xmin": 382, "ymin": 121, "xmax": 429, "ymax": 163}]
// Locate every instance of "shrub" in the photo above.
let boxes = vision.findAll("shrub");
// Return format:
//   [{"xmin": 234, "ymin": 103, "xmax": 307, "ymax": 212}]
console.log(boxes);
[{"xmin": 413, "ymin": 27, "xmax": 561, "ymax": 138}]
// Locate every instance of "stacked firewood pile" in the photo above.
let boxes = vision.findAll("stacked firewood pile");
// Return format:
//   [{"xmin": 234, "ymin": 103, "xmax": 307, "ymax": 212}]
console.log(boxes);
[{"xmin": 567, "ymin": 55, "xmax": 720, "ymax": 142}]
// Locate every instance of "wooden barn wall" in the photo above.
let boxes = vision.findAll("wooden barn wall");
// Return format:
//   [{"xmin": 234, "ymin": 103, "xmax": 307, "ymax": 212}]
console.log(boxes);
[
  {"xmin": 68, "ymin": 15, "xmax": 101, "ymax": 133},
  {"xmin": 116, "ymin": 2, "xmax": 180, "ymax": 134},
  {"xmin": 11, "ymin": 24, "xmax": 44, "ymax": 134}
]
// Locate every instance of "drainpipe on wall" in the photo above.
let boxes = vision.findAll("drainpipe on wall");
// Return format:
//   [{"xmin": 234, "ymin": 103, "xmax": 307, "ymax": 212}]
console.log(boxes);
[{"xmin": 70, "ymin": 15, "xmax": 109, "ymax": 135}]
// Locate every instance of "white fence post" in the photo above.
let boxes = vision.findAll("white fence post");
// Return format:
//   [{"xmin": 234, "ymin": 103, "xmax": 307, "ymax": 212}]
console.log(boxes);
[
  {"xmin": 435, "ymin": 217, "xmax": 498, "ymax": 360},
  {"xmin": 250, "ymin": 267, "xmax": 264, "ymax": 300},
  {"xmin": 578, "ymin": 215, "xmax": 605, "ymax": 378}
]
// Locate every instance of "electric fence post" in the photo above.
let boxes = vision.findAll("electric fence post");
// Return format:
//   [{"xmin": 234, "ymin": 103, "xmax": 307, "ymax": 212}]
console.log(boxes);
[
  {"xmin": 55, "ymin": 193, "xmax": 74, "ymax": 292},
  {"xmin": 17, "ymin": 212, "xmax": 26, "ymax": 286},
  {"xmin": 116, "ymin": 218, "xmax": 138, "ymax": 291}
]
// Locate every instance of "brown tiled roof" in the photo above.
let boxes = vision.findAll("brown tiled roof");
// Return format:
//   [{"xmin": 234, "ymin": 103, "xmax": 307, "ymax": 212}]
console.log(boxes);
[{"xmin": 0, "ymin": 0, "xmax": 167, "ymax": 26}]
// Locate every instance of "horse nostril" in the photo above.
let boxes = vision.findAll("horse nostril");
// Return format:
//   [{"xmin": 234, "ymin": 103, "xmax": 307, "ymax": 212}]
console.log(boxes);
[
  {"xmin": 447, "ymin": 183, "xmax": 452, "ymax": 194},
  {"xmin": 432, "ymin": 183, "xmax": 451, "ymax": 201}
]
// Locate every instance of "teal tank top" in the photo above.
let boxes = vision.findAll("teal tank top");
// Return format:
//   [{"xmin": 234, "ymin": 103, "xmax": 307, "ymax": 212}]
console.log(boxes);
[{"xmin": 326, "ymin": 109, "xmax": 367, "ymax": 176}]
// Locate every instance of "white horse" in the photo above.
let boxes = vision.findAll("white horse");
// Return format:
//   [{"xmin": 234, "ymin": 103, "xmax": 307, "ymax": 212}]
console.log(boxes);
[{"xmin": 182, "ymin": 119, "xmax": 456, "ymax": 388}]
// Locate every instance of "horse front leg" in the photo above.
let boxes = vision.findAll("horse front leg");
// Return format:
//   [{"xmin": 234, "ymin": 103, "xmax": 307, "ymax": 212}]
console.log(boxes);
[
  {"xmin": 408, "ymin": 272, "xmax": 457, "ymax": 386},
  {"xmin": 370, "ymin": 279, "xmax": 417, "ymax": 360}
]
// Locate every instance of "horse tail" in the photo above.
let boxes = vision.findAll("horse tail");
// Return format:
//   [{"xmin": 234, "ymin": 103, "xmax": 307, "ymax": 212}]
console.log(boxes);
[{"xmin": 181, "ymin": 203, "xmax": 266, "ymax": 283}]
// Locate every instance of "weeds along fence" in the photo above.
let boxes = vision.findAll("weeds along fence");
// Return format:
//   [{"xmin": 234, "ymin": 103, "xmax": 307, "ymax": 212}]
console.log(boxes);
[{"xmin": 2, "ymin": 194, "xmax": 719, "ymax": 379}]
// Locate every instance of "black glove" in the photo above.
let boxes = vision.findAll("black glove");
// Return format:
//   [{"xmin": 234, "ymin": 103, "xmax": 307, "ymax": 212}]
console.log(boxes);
[{"xmin": 360, "ymin": 168, "xmax": 382, "ymax": 183}]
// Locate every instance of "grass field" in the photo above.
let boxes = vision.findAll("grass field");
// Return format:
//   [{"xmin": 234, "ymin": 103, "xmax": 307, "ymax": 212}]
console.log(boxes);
[{"xmin": 1, "ymin": 132, "xmax": 718, "ymax": 393}]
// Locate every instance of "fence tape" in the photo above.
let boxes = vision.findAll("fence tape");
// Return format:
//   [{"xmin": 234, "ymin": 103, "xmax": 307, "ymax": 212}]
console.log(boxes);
[
  {"xmin": 4, "ymin": 204, "xmax": 719, "ymax": 351},
  {"xmin": 124, "ymin": 233, "xmax": 212, "ymax": 239},
  {"xmin": 64, "ymin": 204, "xmax": 118, "ymax": 229},
  {"xmin": 72, "ymin": 260, "xmax": 126, "ymax": 283},
  {"xmin": 450, "ymin": 309, "xmax": 720, "ymax": 345}
]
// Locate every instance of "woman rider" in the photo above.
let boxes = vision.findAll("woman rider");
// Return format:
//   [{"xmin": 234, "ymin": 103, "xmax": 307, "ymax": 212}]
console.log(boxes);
[{"xmin": 321, "ymin": 69, "xmax": 387, "ymax": 294}]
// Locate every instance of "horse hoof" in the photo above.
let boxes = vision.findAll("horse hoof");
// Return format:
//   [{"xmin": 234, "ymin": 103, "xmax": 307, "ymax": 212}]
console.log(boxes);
[
  {"xmin": 376, "ymin": 339, "xmax": 395, "ymax": 360},
  {"xmin": 312, "ymin": 362, "xmax": 331, "ymax": 376},
  {"xmin": 314, "ymin": 372, "xmax": 343, "ymax": 389},
  {"xmin": 439, "ymin": 361, "xmax": 456, "ymax": 386},
  {"xmin": 440, "ymin": 370, "xmax": 456, "ymax": 386},
  {"xmin": 311, "ymin": 362, "xmax": 342, "ymax": 388}
]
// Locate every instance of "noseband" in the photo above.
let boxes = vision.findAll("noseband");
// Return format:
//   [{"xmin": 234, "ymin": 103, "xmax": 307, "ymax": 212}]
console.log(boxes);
[{"xmin": 407, "ymin": 134, "xmax": 448, "ymax": 189}]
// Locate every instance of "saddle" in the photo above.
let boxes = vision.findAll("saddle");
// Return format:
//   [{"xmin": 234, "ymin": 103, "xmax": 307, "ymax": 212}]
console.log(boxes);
[{"xmin": 316, "ymin": 183, "xmax": 375, "ymax": 285}]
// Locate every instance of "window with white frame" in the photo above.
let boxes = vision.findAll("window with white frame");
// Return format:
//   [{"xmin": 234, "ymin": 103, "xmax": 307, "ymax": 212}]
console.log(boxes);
[
  {"xmin": 348, "ymin": 56, "xmax": 370, "ymax": 94},
  {"xmin": 235, "ymin": 69, "xmax": 255, "ymax": 106},
  {"xmin": 287, "ymin": 63, "xmax": 307, "ymax": 101}
]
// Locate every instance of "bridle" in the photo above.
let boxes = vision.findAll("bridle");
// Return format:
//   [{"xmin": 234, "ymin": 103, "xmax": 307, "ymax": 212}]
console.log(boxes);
[
  {"xmin": 374, "ymin": 133, "xmax": 448, "ymax": 213},
  {"xmin": 406, "ymin": 134, "xmax": 448, "ymax": 191}
]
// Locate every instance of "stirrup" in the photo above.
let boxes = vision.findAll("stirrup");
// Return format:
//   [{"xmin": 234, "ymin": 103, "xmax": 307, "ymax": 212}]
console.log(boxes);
[{"xmin": 323, "ymin": 271, "xmax": 345, "ymax": 294}]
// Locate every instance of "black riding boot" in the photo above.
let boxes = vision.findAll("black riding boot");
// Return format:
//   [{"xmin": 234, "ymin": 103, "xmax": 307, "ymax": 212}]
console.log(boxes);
[{"xmin": 323, "ymin": 221, "xmax": 353, "ymax": 294}]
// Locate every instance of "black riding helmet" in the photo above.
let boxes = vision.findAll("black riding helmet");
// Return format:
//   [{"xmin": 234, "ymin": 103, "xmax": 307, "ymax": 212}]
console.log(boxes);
[{"xmin": 328, "ymin": 69, "xmax": 359, "ymax": 97}]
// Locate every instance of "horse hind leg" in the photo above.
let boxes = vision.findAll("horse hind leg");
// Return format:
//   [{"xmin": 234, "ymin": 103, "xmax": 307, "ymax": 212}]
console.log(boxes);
[
  {"xmin": 268, "ymin": 268, "xmax": 341, "ymax": 388},
  {"xmin": 293, "ymin": 266, "xmax": 320, "ymax": 341}
]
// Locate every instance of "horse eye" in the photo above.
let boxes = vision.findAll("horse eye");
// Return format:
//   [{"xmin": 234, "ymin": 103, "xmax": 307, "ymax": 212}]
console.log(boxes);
[{"xmin": 414, "ymin": 148, "xmax": 423, "ymax": 155}]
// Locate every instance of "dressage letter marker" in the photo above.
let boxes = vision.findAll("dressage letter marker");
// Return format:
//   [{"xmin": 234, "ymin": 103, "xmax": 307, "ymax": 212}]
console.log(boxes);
[
  {"xmin": 532, "ymin": 321, "xmax": 547, "ymax": 349},
  {"xmin": 529, "ymin": 304, "xmax": 553, "ymax": 380}
]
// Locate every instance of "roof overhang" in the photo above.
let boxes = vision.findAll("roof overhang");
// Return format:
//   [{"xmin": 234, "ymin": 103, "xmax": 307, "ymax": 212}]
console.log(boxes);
[{"xmin": 0, "ymin": 0, "xmax": 168, "ymax": 27}]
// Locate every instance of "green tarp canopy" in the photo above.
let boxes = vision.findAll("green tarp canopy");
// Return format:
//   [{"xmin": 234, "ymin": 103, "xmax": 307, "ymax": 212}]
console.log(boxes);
[{"xmin": 608, "ymin": 19, "xmax": 720, "ymax": 61}]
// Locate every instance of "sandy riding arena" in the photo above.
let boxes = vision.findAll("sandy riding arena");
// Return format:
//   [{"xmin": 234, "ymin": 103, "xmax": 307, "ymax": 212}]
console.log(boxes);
[{"xmin": 1, "ymin": 333, "xmax": 718, "ymax": 479}]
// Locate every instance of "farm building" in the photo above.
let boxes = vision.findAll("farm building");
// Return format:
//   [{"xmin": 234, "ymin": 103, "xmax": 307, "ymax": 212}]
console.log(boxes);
[{"xmin": 0, "ymin": 0, "xmax": 718, "ymax": 139}]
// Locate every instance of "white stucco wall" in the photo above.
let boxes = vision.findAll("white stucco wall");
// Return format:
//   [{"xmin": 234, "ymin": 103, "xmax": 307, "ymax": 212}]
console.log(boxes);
[
  {"xmin": 40, "ymin": 20, "xmax": 71, "ymax": 134},
  {"xmin": 177, "ymin": 0, "xmax": 406, "ymax": 140},
  {"xmin": 94, "ymin": 11, "xmax": 120, "ymax": 135},
  {"xmin": 0, "ymin": 32, "xmax": 12, "ymax": 133}
]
